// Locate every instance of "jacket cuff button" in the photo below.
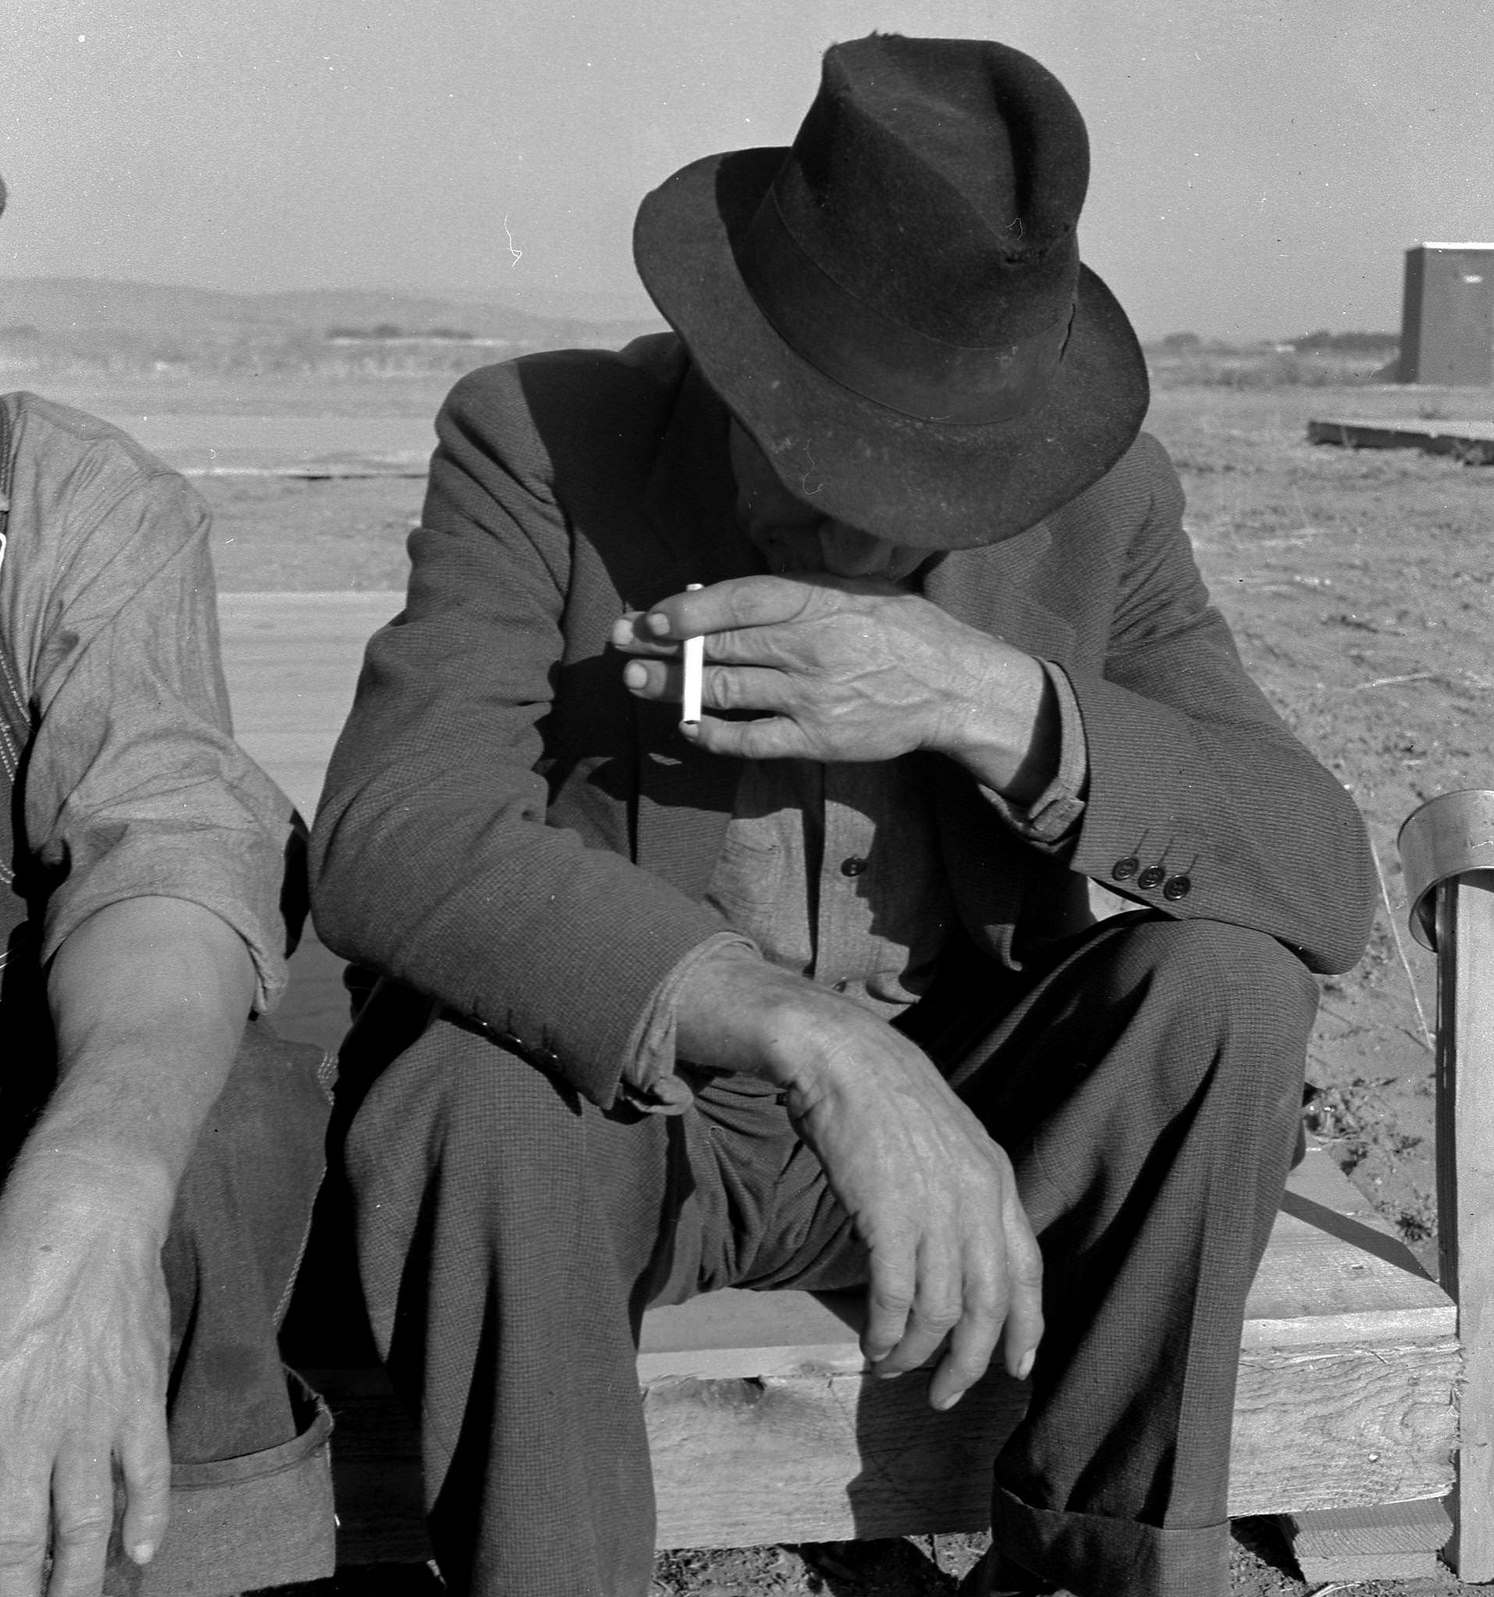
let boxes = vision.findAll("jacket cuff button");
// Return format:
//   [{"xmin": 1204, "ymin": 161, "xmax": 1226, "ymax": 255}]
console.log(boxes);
[
  {"xmin": 1111, "ymin": 856, "xmax": 1140, "ymax": 881},
  {"xmin": 1163, "ymin": 874, "xmax": 1192, "ymax": 901},
  {"xmin": 1138, "ymin": 864, "xmax": 1166, "ymax": 889}
]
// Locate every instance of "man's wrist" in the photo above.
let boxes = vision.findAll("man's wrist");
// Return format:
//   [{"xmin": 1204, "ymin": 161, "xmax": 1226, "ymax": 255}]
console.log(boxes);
[
  {"xmin": 928, "ymin": 633, "xmax": 1059, "ymax": 802},
  {"xmin": 673, "ymin": 941, "xmax": 864, "ymax": 1093}
]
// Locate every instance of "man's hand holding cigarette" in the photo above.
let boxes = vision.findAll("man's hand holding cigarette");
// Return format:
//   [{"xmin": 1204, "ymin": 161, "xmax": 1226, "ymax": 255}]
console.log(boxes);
[{"xmin": 611, "ymin": 571, "xmax": 1060, "ymax": 802}]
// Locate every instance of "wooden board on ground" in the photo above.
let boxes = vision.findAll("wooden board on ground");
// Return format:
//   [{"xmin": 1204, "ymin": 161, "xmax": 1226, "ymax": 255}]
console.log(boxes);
[
  {"xmin": 1285, "ymin": 1497, "xmax": 1451, "ymax": 1584},
  {"xmin": 1307, "ymin": 417, "xmax": 1494, "ymax": 464}
]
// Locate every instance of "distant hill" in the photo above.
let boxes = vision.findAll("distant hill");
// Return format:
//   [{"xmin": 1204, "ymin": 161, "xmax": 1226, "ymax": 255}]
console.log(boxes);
[{"xmin": 0, "ymin": 275, "xmax": 664, "ymax": 348}]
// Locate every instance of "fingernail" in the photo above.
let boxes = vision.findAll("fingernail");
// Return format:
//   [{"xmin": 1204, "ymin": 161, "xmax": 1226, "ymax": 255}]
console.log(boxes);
[
  {"xmin": 1017, "ymin": 1349, "xmax": 1035, "ymax": 1381},
  {"xmin": 131, "ymin": 1544, "xmax": 156, "ymax": 1566},
  {"xmin": 622, "ymin": 661, "xmax": 647, "ymax": 690},
  {"xmin": 646, "ymin": 611, "xmax": 672, "ymax": 636},
  {"xmin": 935, "ymin": 1392, "xmax": 960, "ymax": 1411}
]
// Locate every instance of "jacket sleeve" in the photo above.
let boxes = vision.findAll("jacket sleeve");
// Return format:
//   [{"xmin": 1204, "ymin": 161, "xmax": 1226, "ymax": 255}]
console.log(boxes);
[
  {"xmin": 309, "ymin": 361, "xmax": 733, "ymax": 1107},
  {"xmin": 1061, "ymin": 434, "xmax": 1375, "ymax": 974}
]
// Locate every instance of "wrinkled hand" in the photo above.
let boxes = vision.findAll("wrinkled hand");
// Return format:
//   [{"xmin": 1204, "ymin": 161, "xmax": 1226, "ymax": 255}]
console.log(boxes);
[
  {"xmin": 675, "ymin": 950, "xmax": 1044, "ymax": 1409},
  {"xmin": 612, "ymin": 573, "xmax": 1043, "ymax": 773},
  {"xmin": 783, "ymin": 1003, "xmax": 1044, "ymax": 1407},
  {"xmin": 0, "ymin": 1155, "xmax": 171, "ymax": 1597}
]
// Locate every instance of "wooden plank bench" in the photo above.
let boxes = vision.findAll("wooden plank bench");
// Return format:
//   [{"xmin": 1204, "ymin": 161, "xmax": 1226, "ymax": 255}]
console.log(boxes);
[
  {"xmin": 301, "ymin": 1141, "xmax": 1457, "ymax": 1571},
  {"xmin": 218, "ymin": 593, "xmax": 1471, "ymax": 1582}
]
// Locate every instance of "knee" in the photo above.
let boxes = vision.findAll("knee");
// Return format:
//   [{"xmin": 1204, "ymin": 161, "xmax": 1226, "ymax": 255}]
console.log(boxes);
[{"xmin": 1105, "ymin": 916, "xmax": 1320, "ymax": 1064}]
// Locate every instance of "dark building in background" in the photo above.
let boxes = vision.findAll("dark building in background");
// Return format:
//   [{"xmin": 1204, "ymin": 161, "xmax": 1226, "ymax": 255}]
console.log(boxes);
[{"xmin": 1398, "ymin": 243, "xmax": 1494, "ymax": 384}]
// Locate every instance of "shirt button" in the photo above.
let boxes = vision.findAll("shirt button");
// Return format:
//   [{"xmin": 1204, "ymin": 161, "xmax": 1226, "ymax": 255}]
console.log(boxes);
[
  {"xmin": 839, "ymin": 856, "xmax": 869, "ymax": 877},
  {"xmin": 1111, "ymin": 856, "xmax": 1140, "ymax": 882},
  {"xmin": 1163, "ymin": 874, "xmax": 1192, "ymax": 901},
  {"xmin": 1138, "ymin": 864, "xmax": 1166, "ymax": 890}
]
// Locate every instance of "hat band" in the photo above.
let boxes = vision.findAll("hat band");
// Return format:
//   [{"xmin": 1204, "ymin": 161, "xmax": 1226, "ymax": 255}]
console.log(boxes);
[{"xmin": 738, "ymin": 190, "xmax": 1073, "ymax": 426}]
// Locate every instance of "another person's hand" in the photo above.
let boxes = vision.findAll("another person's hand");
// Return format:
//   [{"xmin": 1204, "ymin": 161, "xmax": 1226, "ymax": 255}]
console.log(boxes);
[
  {"xmin": 675, "ymin": 950, "xmax": 1044, "ymax": 1409},
  {"xmin": 0, "ymin": 1152, "xmax": 171, "ymax": 1597},
  {"xmin": 611, "ymin": 574, "xmax": 1054, "ymax": 797}
]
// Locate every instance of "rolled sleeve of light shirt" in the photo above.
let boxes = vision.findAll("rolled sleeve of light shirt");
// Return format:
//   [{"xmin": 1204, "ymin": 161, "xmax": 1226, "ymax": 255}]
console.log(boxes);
[{"xmin": 6, "ymin": 411, "xmax": 300, "ymax": 1012}]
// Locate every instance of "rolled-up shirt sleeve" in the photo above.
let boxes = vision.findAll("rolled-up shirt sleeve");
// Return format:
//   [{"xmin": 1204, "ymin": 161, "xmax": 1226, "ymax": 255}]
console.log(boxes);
[{"xmin": 5, "ymin": 403, "xmax": 301, "ymax": 1011}]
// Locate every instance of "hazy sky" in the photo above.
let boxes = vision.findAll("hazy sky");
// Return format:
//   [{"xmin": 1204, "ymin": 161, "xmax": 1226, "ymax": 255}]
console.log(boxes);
[{"xmin": 3, "ymin": 0, "xmax": 1491, "ymax": 339}]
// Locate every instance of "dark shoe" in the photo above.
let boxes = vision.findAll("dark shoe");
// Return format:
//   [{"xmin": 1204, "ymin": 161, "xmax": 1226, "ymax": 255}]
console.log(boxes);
[{"xmin": 958, "ymin": 1546, "xmax": 1076, "ymax": 1596}]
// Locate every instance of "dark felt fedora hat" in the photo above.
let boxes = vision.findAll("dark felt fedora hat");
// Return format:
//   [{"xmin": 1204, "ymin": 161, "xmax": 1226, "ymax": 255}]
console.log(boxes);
[{"xmin": 633, "ymin": 34, "xmax": 1149, "ymax": 549}]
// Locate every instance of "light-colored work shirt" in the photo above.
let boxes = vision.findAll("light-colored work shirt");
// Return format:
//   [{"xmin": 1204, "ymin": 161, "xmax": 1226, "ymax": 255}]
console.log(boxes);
[{"xmin": 0, "ymin": 391, "xmax": 299, "ymax": 1012}]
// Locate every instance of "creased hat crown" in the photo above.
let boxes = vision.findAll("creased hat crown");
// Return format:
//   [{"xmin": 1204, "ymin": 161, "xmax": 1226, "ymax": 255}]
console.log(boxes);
[{"xmin": 781, "ymin": 35, "xmax": 1089, "ymax": 344}]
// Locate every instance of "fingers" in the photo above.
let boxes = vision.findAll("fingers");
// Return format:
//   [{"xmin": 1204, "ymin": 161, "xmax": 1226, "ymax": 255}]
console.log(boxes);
[
  {"xmin": 117, "ymin": 1411, "xmax": 171, "ymax": 1570},
  {"xmin": 926, "ymin": 1243, "xmax": 1004, "ymax": 1412},
  {"xmin": 613, "ymin": 575, "xmax": 862, "ymax": 658},
  {"xmin": 863, "ymin": 1235, "xmax": 974, "ymax": 1392},
  {"xmin": 618, "ymin": 657, "xmax": 818, "ymax": 758},
  {"xmin": 0, "ymin": 1457, "xmax": 48, "ymax": 1597},
  {"xmin": 860, "ymin": 1170, "xmax": 1044, "ymax": 1414},
  {"xmin": 40, "ymin": 1450, "xmax": 112, "ymax": 1597},
  {"xmin": 927, "ymin": 1180, "xmax": 1043, "ymax": 1409},
  {"xmin": 621, "ymin": 657, "xmax": 795, "ymax": 717},
  {"xmin": 609, "ymin": 611, "xmax": 681, "ymax": 658},
  {"xmin": 999, "ymin": 1196, "xmax": 1045, "ymax": 1382},
  {"xmin": 0, "ymin": 1419, "xmax": 170, "ymax": 1597},
  {"xmin": 648, "ymin": 575, "xmax": 820, "ymax": 636},
  {"xmin": 861, "ymin": 1246, "xmax": 918, "ymax": 1370}
]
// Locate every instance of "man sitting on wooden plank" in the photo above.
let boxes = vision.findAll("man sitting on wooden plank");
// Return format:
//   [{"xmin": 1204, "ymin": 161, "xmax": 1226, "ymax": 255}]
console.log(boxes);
[
  {"xmin": 310, "ymin": 36, "xmax": 1377, "ymax": 1597},
  {"xmin": 0, "ymin": 177, "xmax": 335, "ymax": 1597}
]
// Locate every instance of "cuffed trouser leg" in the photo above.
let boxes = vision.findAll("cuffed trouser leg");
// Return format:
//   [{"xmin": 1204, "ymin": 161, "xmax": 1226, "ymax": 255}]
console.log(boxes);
[
  {"xmin": 116, "ymin": 1023, "xmax": 336, "ymax": 1597},
  {"xmin": 930, "ymin": 917, "xmax": 1319, "ymax": 1597},
  {"xmin": 339, "ymin": 1020, "xmax": 860, "ymax": 1597}
]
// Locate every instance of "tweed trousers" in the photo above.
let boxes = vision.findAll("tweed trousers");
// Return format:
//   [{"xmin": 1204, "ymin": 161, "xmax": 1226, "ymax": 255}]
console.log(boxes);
[{"xmin": 336, "ymin": 914, "xmax": 1318, "ymax": 1597}]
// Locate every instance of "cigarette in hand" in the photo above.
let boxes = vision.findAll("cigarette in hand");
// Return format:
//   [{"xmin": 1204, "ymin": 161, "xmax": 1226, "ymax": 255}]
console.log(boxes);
[{"xmin": 681, "ymin": 584, "xmax": 704, "ymax": 725}]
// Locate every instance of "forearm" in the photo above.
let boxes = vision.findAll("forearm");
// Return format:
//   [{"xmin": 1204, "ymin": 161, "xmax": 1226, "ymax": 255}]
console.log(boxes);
[
  {"xmin": 673, "ymin": 939, "xmax": 938, "ymax": 1101},
  {"xmin": 673, "ymin": 941, "xmax": 843, "ymax": 1088},
  {"xmin": 26, "ymin": 896, "xmax": 256, "ymax": 1228}
]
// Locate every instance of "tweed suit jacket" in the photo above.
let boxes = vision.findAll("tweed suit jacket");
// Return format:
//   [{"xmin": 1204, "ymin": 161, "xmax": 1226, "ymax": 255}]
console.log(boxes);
[{"xmin": 310, "ymin": 334, "xmax": 1376, "ymax": 1109}]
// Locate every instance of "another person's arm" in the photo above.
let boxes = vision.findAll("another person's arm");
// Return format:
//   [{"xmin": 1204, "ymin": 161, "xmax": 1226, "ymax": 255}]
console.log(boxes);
[
  {"xmin": 0, "ymin": 899, "xmax": 255, "ymax": 1597},
  {"xmin": 0, "ymin": 406, "xmax": 297, "ymax": 1597}
]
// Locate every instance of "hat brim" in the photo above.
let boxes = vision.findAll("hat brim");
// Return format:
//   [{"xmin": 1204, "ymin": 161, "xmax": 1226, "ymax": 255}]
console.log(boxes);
[{"xmin": 634, "ymin": 147, "xmax": 1150, "ymax": 549}]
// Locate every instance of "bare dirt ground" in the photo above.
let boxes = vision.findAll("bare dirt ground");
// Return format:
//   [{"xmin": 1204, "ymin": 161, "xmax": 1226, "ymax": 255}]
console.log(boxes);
[{"xmin": 42, "ymin": 364, "xmax": 1494, "ymax": 1594}]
